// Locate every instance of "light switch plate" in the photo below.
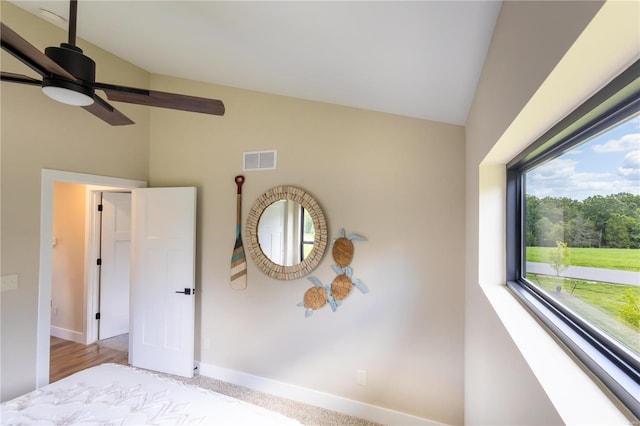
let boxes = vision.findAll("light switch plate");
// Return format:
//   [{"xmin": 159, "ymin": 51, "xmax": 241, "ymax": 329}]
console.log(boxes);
[{"xmin": 1, "ymin": 274, "xmax": 19, "ymax": 291}]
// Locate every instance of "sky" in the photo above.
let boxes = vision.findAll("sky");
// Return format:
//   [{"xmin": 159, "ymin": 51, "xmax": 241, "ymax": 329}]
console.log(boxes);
[{"xmin": 526, "ymin": 114, "xmax": 640, "ymax": 200}]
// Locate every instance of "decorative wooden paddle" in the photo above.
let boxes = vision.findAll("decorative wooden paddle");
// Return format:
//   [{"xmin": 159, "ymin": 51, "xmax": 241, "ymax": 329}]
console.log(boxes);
[{"xmin": 230, "ymin": 175, "xmax": 247, "ymax": 290}]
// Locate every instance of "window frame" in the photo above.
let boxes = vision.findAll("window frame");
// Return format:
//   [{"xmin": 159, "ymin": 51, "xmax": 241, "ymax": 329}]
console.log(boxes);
[
  {"xmin": 299, "ymin": 206, "xmax": 314, "ymax": 262},
  {"xmin": 506, "ymin": 59, "xmax": 640, "ymax": 418}
]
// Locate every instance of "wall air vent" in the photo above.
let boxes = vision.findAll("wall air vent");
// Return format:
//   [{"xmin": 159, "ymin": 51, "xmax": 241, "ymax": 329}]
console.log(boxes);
[{"xmin": 243, "ymin": 150, "xmax": 277, "ymax": 171}]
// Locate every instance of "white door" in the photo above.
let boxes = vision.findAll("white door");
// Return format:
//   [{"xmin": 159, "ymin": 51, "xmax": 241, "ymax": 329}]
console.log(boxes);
[
  {"xmin": 130, "ymin": 187, "xmax": 196, "ymax": 378},
  {"xmin": 99, "ymin": 192, "xmax": 131, "ymax": 340}
]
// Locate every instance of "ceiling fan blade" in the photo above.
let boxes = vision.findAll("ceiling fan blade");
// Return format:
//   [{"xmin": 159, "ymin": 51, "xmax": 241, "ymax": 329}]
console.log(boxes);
[
  {"xmin": 82, "ymin": 94, "xmax": 135, "ymax": 126},
  {"xmin": 93, "ymin": 82, "xmax": 225, "ymax": 116},
  {"xmin": 1, "ymin": 71, "xmax": 42, "ymax": 86},
  {"xmin": 1, "ymin": 71, "xmax": 132, "ymax": 125},
  {"xmin": 1, "ymin": 22, "xmax": 77, "ymax": 81}
]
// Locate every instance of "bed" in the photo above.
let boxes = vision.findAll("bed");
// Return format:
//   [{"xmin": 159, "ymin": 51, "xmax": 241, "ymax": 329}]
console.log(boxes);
[{"xmin": 1, "ymin": 363, "xmax": 302, "ymax": 425}]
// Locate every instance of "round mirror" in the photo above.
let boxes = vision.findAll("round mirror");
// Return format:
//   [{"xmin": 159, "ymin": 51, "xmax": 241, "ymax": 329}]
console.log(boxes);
[
  {"xmin": 246, "ymin": 186, "xmax": 328, "ymax": 280},
  {"xmin": 258, "ymin": 199, "xmax": 315, "ymax": 266}
]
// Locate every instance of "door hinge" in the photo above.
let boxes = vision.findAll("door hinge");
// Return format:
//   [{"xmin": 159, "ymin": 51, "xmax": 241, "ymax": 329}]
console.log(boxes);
[
  {"xmin": 97, "ymin": 204, "xmax": 103, "ymax": 211},
  {"xmin": 95, "ymin": 312, "xmax": 101, "ymax": 320},
  {"xmin": 97, "ymin": 258, "xmax": 102, "ymax": 266}
]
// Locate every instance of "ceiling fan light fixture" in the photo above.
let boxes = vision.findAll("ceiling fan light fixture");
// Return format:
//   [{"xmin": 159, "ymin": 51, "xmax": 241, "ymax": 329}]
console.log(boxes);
[
  {"xmin": 40, "ymin": 44, "xmax": 96, "ymax": 107},
  {"xmin": 42, "ymin": 78, "xmax": 94, "ymax": 106}
]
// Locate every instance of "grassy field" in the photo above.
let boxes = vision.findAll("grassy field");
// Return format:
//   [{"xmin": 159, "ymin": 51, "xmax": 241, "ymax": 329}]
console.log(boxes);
[
  {"xmin": 526, "ymin": 247, "xmax": 640, "ymax": 272},
  {"xmin": 528, "ymin": 274, "xmax": 640, "ymax": 352}
]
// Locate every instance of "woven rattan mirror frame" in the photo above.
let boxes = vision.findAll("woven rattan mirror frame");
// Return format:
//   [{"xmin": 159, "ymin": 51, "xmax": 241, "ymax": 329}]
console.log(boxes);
[{"xmin": 246, "ymin": 185, "xmax": 328, "ymax": 280}]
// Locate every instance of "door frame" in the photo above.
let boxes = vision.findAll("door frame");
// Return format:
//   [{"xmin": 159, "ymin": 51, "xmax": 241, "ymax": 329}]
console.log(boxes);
[{"xmin": 37, "ymin": 169, "xmax": 146, "ymax": 388}]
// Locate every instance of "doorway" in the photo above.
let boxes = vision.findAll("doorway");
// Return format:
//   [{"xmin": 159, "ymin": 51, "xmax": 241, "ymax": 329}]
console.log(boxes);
[
  {"xmin": 49, "ymin": 185, "xmax": 132, "ymax": 345},
  {"xmin": 37, "ymin": 169, "xmax": 146, "ymax": 388}
]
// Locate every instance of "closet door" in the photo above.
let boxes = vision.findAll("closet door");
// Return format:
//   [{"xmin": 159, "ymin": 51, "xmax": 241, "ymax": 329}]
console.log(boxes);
[{"xmin": 99, "ymin": 192, "xmax": 131, "ymax": 340}]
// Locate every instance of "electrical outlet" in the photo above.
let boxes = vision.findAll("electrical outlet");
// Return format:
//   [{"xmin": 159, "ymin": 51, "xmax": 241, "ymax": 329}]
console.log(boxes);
[{"xmin": 357, "ymin": 369, "xmax": 367, "ymax": 386}]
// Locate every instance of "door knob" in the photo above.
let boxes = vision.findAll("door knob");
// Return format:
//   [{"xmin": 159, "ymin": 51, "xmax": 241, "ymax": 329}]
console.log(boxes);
[{"xmin": 175, "ymin": 288, "xmax": 193, "ymax": 295}]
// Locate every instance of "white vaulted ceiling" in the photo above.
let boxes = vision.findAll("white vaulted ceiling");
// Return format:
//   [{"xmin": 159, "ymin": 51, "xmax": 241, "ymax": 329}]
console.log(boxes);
[{"xmin": 9, "ymin": 1, "xmax": 502, "ymax": 125}]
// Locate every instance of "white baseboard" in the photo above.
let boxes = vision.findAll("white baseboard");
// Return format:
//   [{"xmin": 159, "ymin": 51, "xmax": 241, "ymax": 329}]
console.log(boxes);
[
  {"xmin": 50, "ymin": 326, "xmax": 85, "ymax": 344},
  {"xmin": 197, "ymin": 362, "xmax": 444, "ymax": 426}
]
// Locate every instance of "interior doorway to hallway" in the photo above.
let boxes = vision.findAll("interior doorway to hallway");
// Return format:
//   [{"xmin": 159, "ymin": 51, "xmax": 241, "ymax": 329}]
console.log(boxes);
[
  {"xmin": 37, "ymin": 169, "xmax": 146, "ymax": 388},
  {"xmin": 49, "ymin": 185, "xmax": 132, "ymax": 344}
]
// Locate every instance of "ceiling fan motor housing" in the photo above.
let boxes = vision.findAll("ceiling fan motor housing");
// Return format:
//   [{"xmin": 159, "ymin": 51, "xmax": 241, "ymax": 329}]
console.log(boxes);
[{"xmin": 42, "ymin": 43, "xmax": 95, "ymax": 99}]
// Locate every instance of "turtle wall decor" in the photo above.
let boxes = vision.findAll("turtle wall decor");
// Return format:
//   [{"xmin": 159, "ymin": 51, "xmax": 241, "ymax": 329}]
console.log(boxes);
[{"xmin": 297, "ymin": 228, "xmax": 368, "ymax": 317}]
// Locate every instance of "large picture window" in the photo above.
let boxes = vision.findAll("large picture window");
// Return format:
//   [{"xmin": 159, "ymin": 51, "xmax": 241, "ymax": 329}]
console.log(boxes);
[{"xmin": 507, "ymin": 60, "xmax": 640, "ymax": 417}]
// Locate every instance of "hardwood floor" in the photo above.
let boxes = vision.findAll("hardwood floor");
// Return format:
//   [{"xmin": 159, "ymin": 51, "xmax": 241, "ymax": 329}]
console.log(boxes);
[{"xmin": 50, "ymin": 336, "xmax": 128, "ymax": 383}]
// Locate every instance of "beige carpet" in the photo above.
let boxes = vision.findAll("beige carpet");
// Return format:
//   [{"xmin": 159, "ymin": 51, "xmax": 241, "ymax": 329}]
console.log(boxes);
[
  {"xmin": 97, "ymin": 334, "xmax": 380, "ymax": 425},
  {"xmin": 172, "ymin": 373, "xmax": 381, "ymax": 426},
  {"xmin": 97, "ymin": 333, "xmax": 129, "ymax": 352}
]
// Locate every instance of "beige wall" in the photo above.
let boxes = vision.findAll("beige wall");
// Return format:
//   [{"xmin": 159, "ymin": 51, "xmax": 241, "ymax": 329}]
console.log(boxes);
[
  {"xmin": 148, "ymin": 75, "xmax": 466, "ymax": 423},
  {"xmin": 0, "ymin": 2, "xmax": 150, "ymax": 400},
  {"xmin": 465, "ymin": 1, "xmax": 638, "ymax": 425},
  {"xmin": 1, "ymin": 3, "xmax": 466, "ymax": 422},
  {"xmin": 51, "ymin": 182, "xmax": 85, "ymax": 338}
]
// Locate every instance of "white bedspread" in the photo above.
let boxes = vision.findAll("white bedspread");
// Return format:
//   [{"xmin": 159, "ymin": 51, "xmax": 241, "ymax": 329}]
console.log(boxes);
[{"xmin": 1, "ymin": 363, "xmax": 301, "ymax": 425}]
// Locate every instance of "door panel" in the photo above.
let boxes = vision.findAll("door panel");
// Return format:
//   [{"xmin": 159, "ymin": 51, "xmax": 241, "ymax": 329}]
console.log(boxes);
[
  {"xmin": 99, "ymin": 192, "xmax": 131, "ymax": 340},
  {"xmin": 130, "ymin": 187, "xmax": 196, "ymax": 378}
]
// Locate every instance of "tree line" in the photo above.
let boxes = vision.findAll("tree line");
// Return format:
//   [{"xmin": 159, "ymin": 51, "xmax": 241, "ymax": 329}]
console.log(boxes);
[{"xmin": 526, "ymin": 193, "xmax": 640, "ymax": 249}]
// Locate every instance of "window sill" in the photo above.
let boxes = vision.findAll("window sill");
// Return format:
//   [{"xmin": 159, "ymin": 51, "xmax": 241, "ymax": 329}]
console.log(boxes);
[{"xmin": 479, "ymin": 282, "xmax": 635, "ymax": 425}]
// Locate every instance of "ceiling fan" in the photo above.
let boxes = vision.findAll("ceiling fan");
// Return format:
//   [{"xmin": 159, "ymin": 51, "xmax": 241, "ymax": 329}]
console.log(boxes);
[{"xmin": 0, "ymin": 0, "xmax": 225, "ymax": 125}]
